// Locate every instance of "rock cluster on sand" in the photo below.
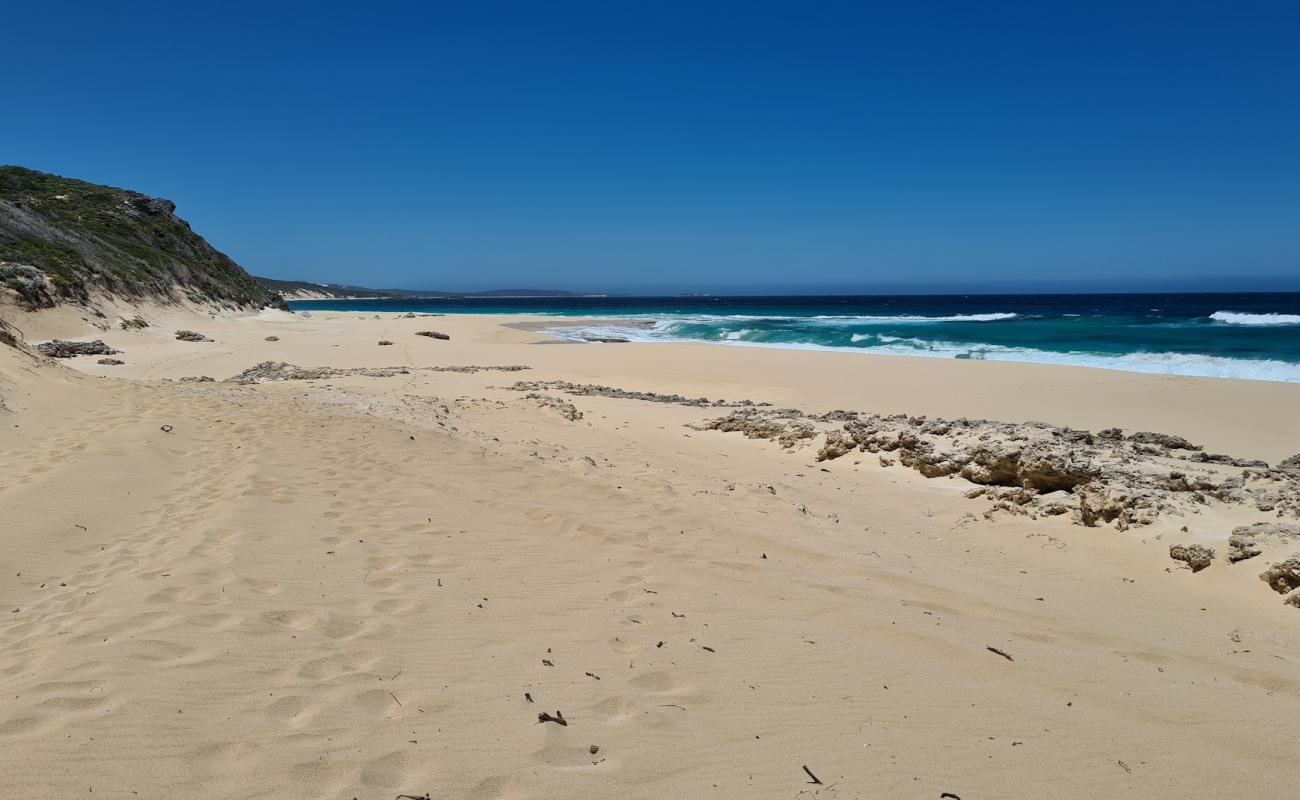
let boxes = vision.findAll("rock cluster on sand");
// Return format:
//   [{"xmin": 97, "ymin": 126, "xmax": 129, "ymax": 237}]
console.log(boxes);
[
  {"xmin": 1169, "ymin": 543, "xmax": 1215, "ymax": 572},
  {"xmin": 378, "ymin": 340, "xmax": 393, "ymax": 346},
  {"xmin": 227, "ymin": 361, "xmax": 530, "ymax": 384},
  {"xmin": 415, "ymin": 330, "xmax": 450, "ymax": 340},
  {"xmin": 97, "ymin": 358, "xmax": 125, "ymax": 365},
  {"xmin": 228, "ymin": 361, "xmax": 412, "ymax": 383},
  {"xmin": 691, "ymin": 407, "xmax": 1300, "ymax": 530},
  {"xmin": 525, "ymin": 393, "xmax": 583, "ymax": 421},
  {"xmin": 175, "ymin": 330, "xmax": 213, "ymax": 342},
  {"xmin": 34, "ymin": 340, "xmax": 119, "ymax": 358},
  {"xmin": 1227, "ymin": 523, "xmax": 1300, "ymax": 563},
  {"xmin": 264, "ymin": 335, "xmax": 279, "ymax": 341},
  {"xmin": 1260, "ymin": 555, "xmax": 1300, "ymax": 595},
  {"xmin": 509, "ymin": 380, "xmax": 766, "ymax": 408},
  {"xmin": 581, "ymin": 335, "xmax": 630, "ymax": 343},
  {"xmin": 178, "ymin": 375, "xmax": 215, "ymax": 383}
]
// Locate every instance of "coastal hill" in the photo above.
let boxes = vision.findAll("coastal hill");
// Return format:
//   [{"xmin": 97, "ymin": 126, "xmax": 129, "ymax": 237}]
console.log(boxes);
[
  {"xmin": 0, "ymin": 166, "xmax": 284, "ymax": 311},
  {"xmin": 255, "ymin": 276, "xmax": 585, "ymax": 301}
]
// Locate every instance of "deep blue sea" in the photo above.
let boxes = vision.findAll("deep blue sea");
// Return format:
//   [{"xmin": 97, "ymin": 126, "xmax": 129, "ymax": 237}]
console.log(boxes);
[{"xmin": 289, "ymin": 293, "xmax": 1300, "ymax": 383}]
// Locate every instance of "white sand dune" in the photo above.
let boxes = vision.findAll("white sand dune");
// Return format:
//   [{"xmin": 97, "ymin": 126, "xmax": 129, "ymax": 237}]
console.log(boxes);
[{"xmin": 2, "ymin": 303, "xmax": 1299, "ymax": 798}]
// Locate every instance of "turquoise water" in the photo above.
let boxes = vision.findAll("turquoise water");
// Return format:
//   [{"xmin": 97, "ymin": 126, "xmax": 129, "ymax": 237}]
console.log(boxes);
[{"xmin": 290, "ymin": 293, "xmax": 1300, "ymax": 382}]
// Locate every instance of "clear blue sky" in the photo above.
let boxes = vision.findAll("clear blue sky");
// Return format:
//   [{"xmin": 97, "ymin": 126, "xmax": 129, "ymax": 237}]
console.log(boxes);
[{"xmin": 5, "ymin": 1, "xmax": 1298, "ymax": 293}]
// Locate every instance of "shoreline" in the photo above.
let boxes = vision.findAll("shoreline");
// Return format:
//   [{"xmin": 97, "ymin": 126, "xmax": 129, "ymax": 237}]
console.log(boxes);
[{"xmin": 285, "ymin": 299, "xmax": 1300, "ymax": 385}]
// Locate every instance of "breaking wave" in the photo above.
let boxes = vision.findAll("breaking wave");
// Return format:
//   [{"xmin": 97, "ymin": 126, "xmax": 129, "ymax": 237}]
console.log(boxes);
[{"xmin": 1210, "ymin": 311, "xmax": 1300, "ymax": 326}]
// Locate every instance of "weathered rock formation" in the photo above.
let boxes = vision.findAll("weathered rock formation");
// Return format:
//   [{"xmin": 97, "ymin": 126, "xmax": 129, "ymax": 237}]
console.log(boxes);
[
  {"xmin": 1170, "ymin": 543, "xmax": 1215, "ymax": 572},
  {"xmin": 34, "ymin": 339, "xmax": 119, "ymax": 358}
]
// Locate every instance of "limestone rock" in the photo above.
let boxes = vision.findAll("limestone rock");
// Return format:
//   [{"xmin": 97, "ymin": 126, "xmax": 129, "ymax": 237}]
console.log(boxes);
[
  {"xmin": 35, "ymin": 339, "xmax": 119, "ymax": 358},
  {"xmin": 1169, "ymin": 543, "xmax": 1215, "ymax": 572},
  {"xmin": 1129, "ymin": 431, "xmax": 1201, "ymax": 451},
  {"xmin": 1227, "ymin": 523, "xmax": 1300, "ymax": 563},
  {"xmin": 1260, "ymin": 555, "xmax": 1300, "ymax": 594}
]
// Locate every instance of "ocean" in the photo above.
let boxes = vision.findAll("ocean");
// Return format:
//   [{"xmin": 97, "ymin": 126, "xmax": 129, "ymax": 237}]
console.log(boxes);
[{"xmin": 288, "ymin": 293, "xmax": 1300, "ymax": 383}]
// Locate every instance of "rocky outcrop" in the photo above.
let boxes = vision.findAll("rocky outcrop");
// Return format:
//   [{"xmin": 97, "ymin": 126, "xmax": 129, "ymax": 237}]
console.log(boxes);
[
  {"xmin": 691, "ymin": 406, "xmax": 1299, "ymax": 530},
  {"xmin": 1260, "ymin": 555, "xmax": 1300, "ymax": 594},
  {"xmin": 34, "ymin": 339, "xmax": 119, "ymax": 358},
  {"xmin": 228, "ymin": 361, "xmax": 410, "ymax": 383},
  {"xmin": 526, "ymin": 394, "xmax": 583, "ymax": 421},
  {"xmin": 228, "ymin": 361, "xmax": 530, "ymax": 383},
  {"xmin": 581, "ymin": 335, "xmax": 630, "ymax": 343},
  {"xmin": 1128, "ymin": 432, "xmax": 1201, "ymax": 451},
  {"xmin": 1227, "ymin": 523, "xmax": 1300, "ymax": 563},
  {"xmin": 1, "ymin": 166, "xmax": 284, "ymax": 309},
  {"xmin": 175, "ymin": 330, "xmax": 212, "ymax": 342},
  {"xmin": 97, "ymin": 357, "xmax": 124, "ymax": 365},
  {"xmin": 415, "ymin": 331, "xmax": 450, "ymax": 340},
  {"xmin": 1170, "ymin": 543, "xmax": 1215, "ymax": 572},
  {"xmin": 509, "ymin": 380, "xmax": 765, "ymax": 408}
]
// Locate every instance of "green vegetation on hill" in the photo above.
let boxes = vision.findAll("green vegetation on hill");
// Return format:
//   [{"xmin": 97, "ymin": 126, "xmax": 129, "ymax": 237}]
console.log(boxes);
[
  {"xmin": 254, "ymin": 275, "xmax": 585, "ymax": 300},
  {"xmin": 254, "ymin": 276, "xmax": 394, "ymax": 299},
  {"xmin": 0, "ymin": 166, "xmax": 284, "ymax": 310}
]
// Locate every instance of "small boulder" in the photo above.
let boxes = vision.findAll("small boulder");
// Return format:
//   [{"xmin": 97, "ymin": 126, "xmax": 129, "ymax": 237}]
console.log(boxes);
[
  {"xmin": 1169, "ymin": 543, "xmax": 1215, "ymax": 572},
  {"xmin": 378, "ymin": 340, "xmax": 394, "ymax": 346},
  {"xmin": 415, "ymin": 331, "xmax": 450, "ymax": 340},
  {"xmin": 175, "ymin": 330, "xmax": 213, "ymax": 342},
  {"xmin": 264, "ymin": 335, "xmax": 280, "ymax": 342},
  {"xmin": 97, "ymin": 358, "xmax": 125, "ymax": 365}
]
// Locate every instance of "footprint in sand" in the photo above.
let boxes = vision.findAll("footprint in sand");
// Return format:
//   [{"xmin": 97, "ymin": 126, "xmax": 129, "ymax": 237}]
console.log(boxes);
[
  {"xmin": 531, "ymin": 739, "xmax": 621, "ymax": 772},
  {"xmin": 297, "ymin": 650, "xmax": 381, "ymax": 680},
  {"xmin": 628, "ymin": 669, "xmax": 692, "ymax": 694},
  {"xmin": 463, "ymin": 776, "xmax": 533, "ymax": 800},
  {"xmin": 372, "ymin": 597, "xmax": 423, "ymax": 614},
  {"xmin": 359, "ymin": 750, "xmax": 428, "ymax": 789},
  {"xmin": 259, "ymin": 609, "xmax": 319, "ymax": 631},
  {"xmin": 264, "ymin": 694, "xmax": 315, "ymax": 724}
]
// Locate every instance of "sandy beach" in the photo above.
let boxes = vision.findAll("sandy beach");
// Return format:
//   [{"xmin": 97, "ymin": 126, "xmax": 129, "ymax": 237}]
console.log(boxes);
[{"xmin": 4, "ymin": 303, "xmax": 1300, "ymax": 799}]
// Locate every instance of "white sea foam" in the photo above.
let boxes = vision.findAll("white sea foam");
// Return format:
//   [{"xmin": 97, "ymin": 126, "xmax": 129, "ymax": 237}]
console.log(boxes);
[
  {"xmin": 562, "ymin": 312, "xmax": 1020, "ymax": 327},
  {"xmin": 542, "ymin": 321, "xmax": 1300, "ymax": 383},
  {"xmin": 1209, "ymin": 311, "xmax": 1300, "ymax": 326},
  {"xmin": 810, "ymin": 312, "xmax": 1018, "ymax": 323}
]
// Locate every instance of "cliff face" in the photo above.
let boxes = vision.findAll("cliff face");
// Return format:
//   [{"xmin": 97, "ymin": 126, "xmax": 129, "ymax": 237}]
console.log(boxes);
[{"xmin": 0, "ymin": 166, "xmax": 284, "ymax": 310}]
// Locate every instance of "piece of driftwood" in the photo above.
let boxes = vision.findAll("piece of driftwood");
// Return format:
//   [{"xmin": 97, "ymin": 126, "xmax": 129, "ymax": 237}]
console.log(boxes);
[
  {"xmin": 537, "ymin": 710, "xmax": 567, "ymax": 726},
  {"xmin": 986, "ymin": 645, "xmax": 1014, "ymax": 662}
]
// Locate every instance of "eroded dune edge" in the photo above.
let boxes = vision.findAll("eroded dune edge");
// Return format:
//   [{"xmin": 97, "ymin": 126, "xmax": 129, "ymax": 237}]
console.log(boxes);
[{"xmin": 3, "ymin": 303, "xmax": 1300, "ymax": 799}]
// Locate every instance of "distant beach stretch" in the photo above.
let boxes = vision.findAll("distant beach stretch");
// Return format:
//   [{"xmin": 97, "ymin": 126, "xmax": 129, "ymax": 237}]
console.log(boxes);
[{"xmin": 292, "ymin": 293, "xmax": 1300, "ymax": 382}]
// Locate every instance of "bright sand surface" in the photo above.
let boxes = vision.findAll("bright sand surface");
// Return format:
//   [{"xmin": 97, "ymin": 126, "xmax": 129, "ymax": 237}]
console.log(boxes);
[{"xmin": 3, "ymin": 302, "xmax": 1300, "ymax": 798}]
